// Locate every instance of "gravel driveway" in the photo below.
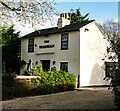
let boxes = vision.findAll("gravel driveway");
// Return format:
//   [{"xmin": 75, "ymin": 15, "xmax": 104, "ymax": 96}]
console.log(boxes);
[{"xmin": 2, "ymin": 87, "xmax": 115, "ymax": 109}]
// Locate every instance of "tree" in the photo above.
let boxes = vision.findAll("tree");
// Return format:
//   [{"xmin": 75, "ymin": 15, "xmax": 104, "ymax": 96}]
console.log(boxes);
[
  {"xmin": 100, "ymin": 20, "xmax": 119, "ymax": 64},
  {"xmin": 0, "ymin": 0, "xmax": 57, "ymax": 29},
  {"xmin": 101, "ymin": 20, "xmax": 119, "ymax": 64},
  {"xmin": 1, "ymin": 25, "xmax": 20, "ymax": 74},
  {"xmin": 68, "ymin": 8, "xmax": 90, "ymax": 24},
  {"xmin": 101, "ymin": 20, "xmax": 120, "ymax": 109},
  {"xmin": 101, "ymin": 20, "xmax": 119, "ymax": 82}
]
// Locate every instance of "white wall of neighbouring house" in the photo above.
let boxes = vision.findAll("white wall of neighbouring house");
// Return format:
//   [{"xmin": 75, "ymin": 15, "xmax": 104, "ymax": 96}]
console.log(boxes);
[
  {"xmin": 20, "ymin": 31, "xmax": 80, "ymax": 76},
  {"xmin": 80, "ymin": 22, "xmax": 110, "ymax": 86}
]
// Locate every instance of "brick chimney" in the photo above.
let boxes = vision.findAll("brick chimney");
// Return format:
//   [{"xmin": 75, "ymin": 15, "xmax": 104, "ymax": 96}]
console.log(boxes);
[{"xmin": 57, "ymin": 13, "xmax": 70, "ymax": 28}]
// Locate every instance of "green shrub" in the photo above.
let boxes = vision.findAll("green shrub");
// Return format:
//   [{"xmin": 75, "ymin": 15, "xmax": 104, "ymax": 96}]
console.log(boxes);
[
  {"xmin": 2, "ymin": 68, "xmax": 76, "ymax": 100},
  {"xmin": 26, "ymin": 64, "xmax": 43, "ymax": 76},
  {"xmin": 2, "ymin": 73, "xmax": 36, "ymax": 100},
  {"xmin": 29, "ymin": 70, "xmax": 76, "ymax": 95},
  {"xmin": 2, "ymin": 73, "xmax": 17, "ymax": 87}
]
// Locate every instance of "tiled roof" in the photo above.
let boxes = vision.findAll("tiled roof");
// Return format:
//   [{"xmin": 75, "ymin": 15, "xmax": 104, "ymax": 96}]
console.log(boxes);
[{"xmin": 21, "ymin": 20, "xmax": 95, "ymax": 39}]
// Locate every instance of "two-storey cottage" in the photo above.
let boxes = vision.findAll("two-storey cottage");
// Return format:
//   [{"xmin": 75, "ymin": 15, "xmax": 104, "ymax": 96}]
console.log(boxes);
[{"xmin": 20, "ymin": 13, "xmax": 110, "ymax": 86}]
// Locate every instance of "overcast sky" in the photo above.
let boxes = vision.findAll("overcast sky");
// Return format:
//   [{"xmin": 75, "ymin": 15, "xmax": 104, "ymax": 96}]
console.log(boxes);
[{"xmin": 15, "ymin": 1, "xmax": 118, "ymax": 36}]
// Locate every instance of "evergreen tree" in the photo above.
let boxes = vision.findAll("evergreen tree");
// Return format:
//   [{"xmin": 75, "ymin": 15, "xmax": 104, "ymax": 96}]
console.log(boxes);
[
  {"xmin": 68, "ymin": 9, "xmax": 90, "ymax": 24},
  {"xmin": 1, "ymin": 25, "xmax": 20, "ymax": 74}
]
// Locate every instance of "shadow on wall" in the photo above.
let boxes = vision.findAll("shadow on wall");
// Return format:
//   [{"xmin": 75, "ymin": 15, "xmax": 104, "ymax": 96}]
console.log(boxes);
[{"xmin": 89, "ymin": 63, "xmax": 104, "ymax": 85}]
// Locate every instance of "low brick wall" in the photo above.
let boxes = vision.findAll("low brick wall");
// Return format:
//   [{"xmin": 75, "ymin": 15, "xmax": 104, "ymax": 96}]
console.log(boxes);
[{"xmin": 16, "ymin": 76, "xmax": 40, "ymax": 82}]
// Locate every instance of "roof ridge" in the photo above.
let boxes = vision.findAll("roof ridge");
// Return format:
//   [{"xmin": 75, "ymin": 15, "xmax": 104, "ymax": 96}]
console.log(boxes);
[
  {"xmin": 21, "ymin": 20, "xmax": 95, "ymax": 39},
  {"xmin": 38, "ymin": 26, "xmax": 58, "ymax": 31}
]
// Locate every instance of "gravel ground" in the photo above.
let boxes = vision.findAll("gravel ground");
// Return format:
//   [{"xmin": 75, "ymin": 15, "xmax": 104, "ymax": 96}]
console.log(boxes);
[{"xmin": 2, "ymin": 87, "xmax": 115, "ymax": 109}]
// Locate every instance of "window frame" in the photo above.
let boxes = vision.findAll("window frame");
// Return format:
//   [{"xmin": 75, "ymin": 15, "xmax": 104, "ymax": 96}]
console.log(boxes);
[
  {"xmin": 60, "ymin": 62, "xmax": 68, "ymax": 72},
  {"xmin": 28, "ymin": 38, "xmax": 34, "ymax": 52},
  {"xmin": 61, "ymin": 33, "xmax": 69, "ymax": 50}
]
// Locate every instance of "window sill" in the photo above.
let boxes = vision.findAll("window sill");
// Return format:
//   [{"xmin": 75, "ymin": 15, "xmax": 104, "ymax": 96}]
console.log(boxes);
[
  {"xmin": 27, "ymin": 51, "xmax": 34, "ymax": 53},
  {"xmin": 60, "ymin": 48, "xmax": 69, "ymax": 50}
]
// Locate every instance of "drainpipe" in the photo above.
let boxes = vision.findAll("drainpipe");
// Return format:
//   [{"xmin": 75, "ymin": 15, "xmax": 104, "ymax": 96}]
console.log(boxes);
[{"xmin": 65, "ymin": 13, "xmax": 67, "ymax": 19}]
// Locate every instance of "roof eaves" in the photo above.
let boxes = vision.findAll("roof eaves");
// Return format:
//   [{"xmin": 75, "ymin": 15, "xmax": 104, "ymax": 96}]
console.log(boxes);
[
  {"xmin": 20, "ymin": 20, "xmax": 95, "ymax": 39},
  {"xmin": 94, "ymin": 21, "xmax": 108, "ymax": 38}
]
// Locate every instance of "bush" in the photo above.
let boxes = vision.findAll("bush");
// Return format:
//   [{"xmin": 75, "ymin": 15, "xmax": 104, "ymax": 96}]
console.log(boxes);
[
  {"xmin": 2, "ymin": 73, "xmax": 17, "ymax": 87},
  {"xmin": 2, "ymin": 69, "xmax": 76, "ymax": 100},
  {"xmin": 29, "ymin": 70, "xmax": 76, "ymax": 95},
  {"xmin": 2, "ymin": 73, "xmax": 36, "ymax": 100}
]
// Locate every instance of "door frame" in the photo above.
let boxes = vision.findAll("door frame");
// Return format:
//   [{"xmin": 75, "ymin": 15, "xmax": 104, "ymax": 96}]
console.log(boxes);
[{"xmin": 40, "ymin": 60, "xmax": 50, "ymax": 71}]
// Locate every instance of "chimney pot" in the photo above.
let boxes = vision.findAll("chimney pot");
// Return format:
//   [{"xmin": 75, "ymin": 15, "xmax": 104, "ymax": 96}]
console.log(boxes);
[
  {"xmin": 60, "ymin": 13, "xmax": 64, "ymax": 18},
  {"xmin": 65, "ymin": 13, "xmax": 67, "ymax": 19},
  {"xmin": 58, "ymin": 13, "xmax": 70, "ymax": 28},
  {"xmin": 63, "ymin": 13, "xmax": 65, "ymax": 18},
  {"xmin": 60, "ymin": 13, "xmax": 68, "ymax": 19}
]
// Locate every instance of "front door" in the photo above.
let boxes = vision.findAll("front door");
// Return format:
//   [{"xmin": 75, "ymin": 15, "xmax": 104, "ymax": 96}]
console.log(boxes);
[{"xmin": 41, "ymin": 60, "xmax": 50, "ymax": 71}]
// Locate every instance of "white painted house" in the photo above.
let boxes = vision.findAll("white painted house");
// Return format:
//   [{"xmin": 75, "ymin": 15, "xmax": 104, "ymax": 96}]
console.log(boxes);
[{"xmin": 20, "ymin": 13, "xmax": 110, "ymax": 86}]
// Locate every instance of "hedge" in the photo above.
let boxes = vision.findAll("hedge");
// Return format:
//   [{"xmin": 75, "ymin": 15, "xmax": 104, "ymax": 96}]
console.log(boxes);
[{"xmin": 2, "ymin": 71, "xmax": 76, "ymax": 100}]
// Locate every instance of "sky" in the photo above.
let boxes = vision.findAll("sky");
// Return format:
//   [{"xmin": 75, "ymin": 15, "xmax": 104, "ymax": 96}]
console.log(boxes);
[
  {"xmin": 55, "ymin": 2, "xmax": 118, "ymax": 23},
  {"xmin": 15, "ymin": 1, "xmax": 118, "ymax": 36}
]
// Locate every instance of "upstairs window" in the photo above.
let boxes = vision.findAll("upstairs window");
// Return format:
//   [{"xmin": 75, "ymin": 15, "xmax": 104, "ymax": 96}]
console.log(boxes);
[
  {"xmin": 28, "ymin": 38, "xmax": 34, "ymax": 52},
  {"xmin": 61, "ymin": 33, "xmax": 68, "ymax": 50},
  {"xmin": 60, "ymin": 62, "xmax": 68, "ymax": 72}
]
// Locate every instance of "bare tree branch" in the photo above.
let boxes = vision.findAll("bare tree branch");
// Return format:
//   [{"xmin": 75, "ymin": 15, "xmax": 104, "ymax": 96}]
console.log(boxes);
[{"xmin": 0, "ymin": 0, "xmax": 58, "ymax": 29}]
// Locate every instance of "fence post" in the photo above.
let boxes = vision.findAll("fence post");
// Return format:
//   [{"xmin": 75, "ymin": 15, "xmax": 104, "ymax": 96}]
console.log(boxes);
[
  {"xmin": 75, "ymin": 76, "xmax": 78, "ymax": 89},
  {"xmin": 77, "ymin": 75, "xmax": 80, "ymax": 88}
]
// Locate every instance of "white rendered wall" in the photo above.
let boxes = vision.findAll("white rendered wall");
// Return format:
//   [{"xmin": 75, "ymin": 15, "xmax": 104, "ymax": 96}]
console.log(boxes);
[
  {"xmin": 57, "ymin": 17, "xmax": 70, "ymax": 28},
  {"xmin": 21, "ymin": 22, "xmax": 111, "ymax": 86},
  {"xmin": 80, "ymin": 22, "xmax": 110, "ymax": 86},
  {"xmin": 20, "ymin": 31, "xmax": 80, "ymax": 76}
]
